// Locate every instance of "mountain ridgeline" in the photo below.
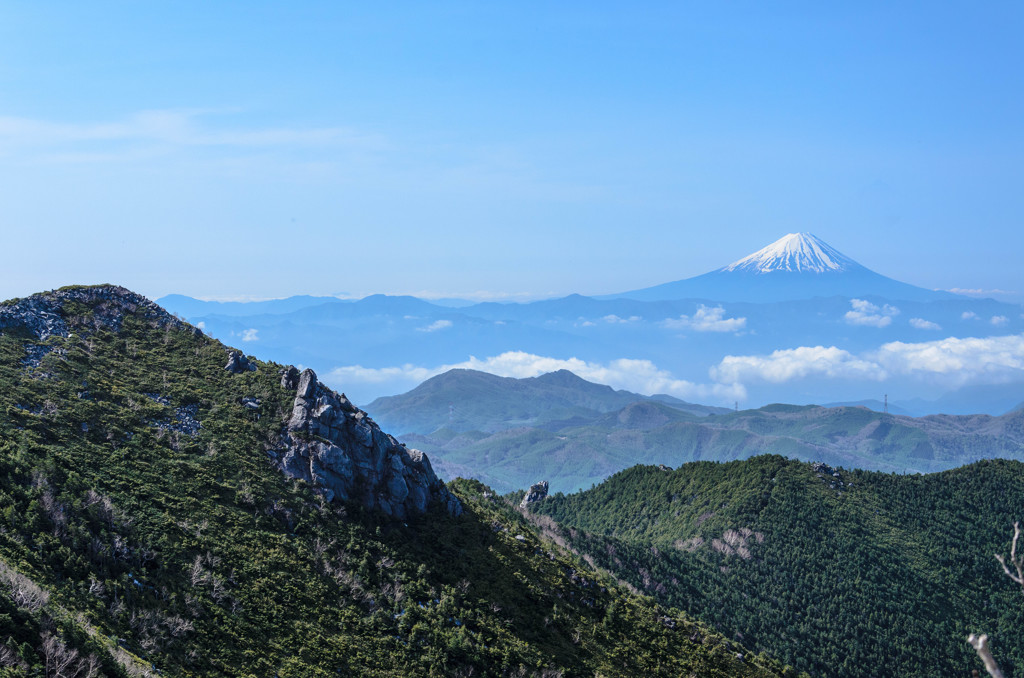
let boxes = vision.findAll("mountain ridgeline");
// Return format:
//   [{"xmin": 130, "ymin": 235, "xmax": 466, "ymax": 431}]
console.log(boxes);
[
  {"xmin": 367, "ymin": 368, "xmax": 728, "ymax": 435},
  {"xmin": 0, "ymin": 285, "xmax": 797, "ymax": 677},
  {"xmin": 530, "ymin": 456, "xmax": 1024, "ymax": 677},
  {"xmin": 365, "ymin": 369, "xmax": 1024, "ymax": 494},
  {"xmin": 158, "ymin": 233, "xmax": 1024, "ymax": 411}
]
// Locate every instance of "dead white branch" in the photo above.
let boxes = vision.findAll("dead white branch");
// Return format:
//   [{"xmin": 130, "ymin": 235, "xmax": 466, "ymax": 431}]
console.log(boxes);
[
  {"xmin": 994, "ymin": 521, "xmax": 1024, "ymax": 588},
  {"xmin": 967, "ymin": 634, "xmax": 1005, "ymax": 678}
]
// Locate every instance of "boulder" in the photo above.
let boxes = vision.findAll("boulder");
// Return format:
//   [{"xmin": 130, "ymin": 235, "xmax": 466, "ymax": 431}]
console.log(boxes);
[{"xmin": 225, "ymin": 350, "xmax": 256, "ymax": 374}]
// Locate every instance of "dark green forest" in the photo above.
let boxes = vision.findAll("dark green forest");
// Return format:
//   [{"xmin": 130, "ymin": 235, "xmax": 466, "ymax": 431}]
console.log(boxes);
[{"xmin": 534, "ymin": 456, "xmax": 1024, "ymax": 677}]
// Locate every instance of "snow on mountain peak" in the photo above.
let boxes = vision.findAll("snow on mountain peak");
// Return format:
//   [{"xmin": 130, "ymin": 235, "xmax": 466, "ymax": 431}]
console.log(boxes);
[{"xmin": 721, "ymin": 233, "xmax": 859, "ymax": 274}]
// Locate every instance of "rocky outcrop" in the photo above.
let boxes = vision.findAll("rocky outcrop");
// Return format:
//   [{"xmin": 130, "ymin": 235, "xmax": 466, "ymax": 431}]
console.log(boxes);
[
  {"xmin": 520, "ymin": 481, "xmax": 549, "ymax": 509},
  {"xmin": 269, "ymin": 368, "xmax": 462, "ymax": 520},
  {"xmin": 279, "ymin": 366, "xmax": 299, "ymax": 389},
  {"xmin": 225, "ymin": 350, "xmax": 256, "ymax": 373},
  {"xmin": 0, "ymin": 285, "xmax": 200, "ymax": 341}
]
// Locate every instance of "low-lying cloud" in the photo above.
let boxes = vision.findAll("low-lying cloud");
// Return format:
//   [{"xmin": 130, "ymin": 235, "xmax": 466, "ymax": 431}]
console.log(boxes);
[
  {"xmin": 711, "ymin": 333, "xmax": 1024, "ymax": 390},
  {"xmin": 328, "ymin": 335, "xmax": 1024, "ymax": 407},
  {"xmin": 662, "ymin": 305, "xmax": 746, "ymax": 332},
  {"xmin": 711, "ymin": 346, "xmax": 885, "ymax": 384},
  {"xmin": 844, "ymin": 299, "xmax": 900, "ymax": 328}
]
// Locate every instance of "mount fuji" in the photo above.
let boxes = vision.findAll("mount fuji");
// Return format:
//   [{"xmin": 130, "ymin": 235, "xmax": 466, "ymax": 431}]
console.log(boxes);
[{"xmin": 610, "ymin": 233, "xmax": 958, "ymax": 303}]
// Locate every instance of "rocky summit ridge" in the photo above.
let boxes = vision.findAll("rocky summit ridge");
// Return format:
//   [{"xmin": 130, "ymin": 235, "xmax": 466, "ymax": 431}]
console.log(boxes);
[
  {"xmin": 0, "ymin": 284, "xmax": 459, "ymax": 519},
  {"xmin": 0, "ymin": 284, "xmax": 200, "ymax": 340}
]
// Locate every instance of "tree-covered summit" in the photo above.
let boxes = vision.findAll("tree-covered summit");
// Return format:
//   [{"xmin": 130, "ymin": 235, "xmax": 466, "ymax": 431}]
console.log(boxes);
[{"xmin": 533, "ymin": 455, "xmax": 1024, "ymax": 677}]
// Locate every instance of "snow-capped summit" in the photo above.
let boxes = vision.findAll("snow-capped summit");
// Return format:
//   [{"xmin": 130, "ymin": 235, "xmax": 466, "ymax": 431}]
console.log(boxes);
[
  {"xmin": 721, "ymin": 233, "xmax": 860, "ymax": 274},
  {"xmin": 606, "ymin": 233, "xmax": 958, "ymax": 303}
]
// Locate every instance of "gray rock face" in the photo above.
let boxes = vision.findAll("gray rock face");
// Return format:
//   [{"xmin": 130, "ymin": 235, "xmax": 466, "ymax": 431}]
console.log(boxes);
[
  {"xmin": 0, "ymin": 285, "xmax": 201, "ymax": 341},
  {"xmin": 520, "ymin": 481, "xmax": 549, "ymax": 509},
  {"xmin": 225, "ymin": 350, "xmax": 256, "ymax": 373},
  {"xmin": 269, "ymin": 368, "xmax": 462, "ymax": 520},
  {"xmin": 280, "ymin": 366, "xmax": 299, "ymax": 389}
]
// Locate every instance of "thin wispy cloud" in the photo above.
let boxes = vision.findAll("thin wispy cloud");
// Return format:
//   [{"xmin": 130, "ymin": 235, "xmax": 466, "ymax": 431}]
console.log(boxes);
[
  {"xmin": 0, "ymin": 110, "xmax": 385, "ymax": 163},
  {"xmin": 909, "ymin": 318, "xmax": 941, "ymax": 330},
  {"xmin": 603, "ymin": 314, "xmax": 641, "ymax": 324},
  {"xmin": 417, "ymin": 319, "xmax": 453, "ymax": 333},
  {"xmin": 948, "ymin": 288, "xmax": 1016, "ymax": 297}
]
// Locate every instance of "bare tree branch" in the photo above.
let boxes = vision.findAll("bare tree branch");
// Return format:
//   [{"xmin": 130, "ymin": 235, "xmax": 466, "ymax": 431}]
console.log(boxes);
[
  {"xmin": 968, "ymin": 634, "xmax": 1005, "ymax": 678},
  {"xmin": 994, "ymin": 521, "xmax": 1024, "ymax": 588}
]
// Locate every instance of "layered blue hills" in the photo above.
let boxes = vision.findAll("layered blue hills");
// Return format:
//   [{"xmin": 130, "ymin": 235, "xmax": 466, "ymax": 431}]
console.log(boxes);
[{"xmin": 158, "ymin": 233, "xmax": 1023, "ymax": 412}]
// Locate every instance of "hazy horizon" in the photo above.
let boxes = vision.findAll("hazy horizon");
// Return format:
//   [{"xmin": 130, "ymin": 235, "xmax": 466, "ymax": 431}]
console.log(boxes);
[{"xmin": 2, "ymin": 3, "xmax": 1022, "ymax": 303}]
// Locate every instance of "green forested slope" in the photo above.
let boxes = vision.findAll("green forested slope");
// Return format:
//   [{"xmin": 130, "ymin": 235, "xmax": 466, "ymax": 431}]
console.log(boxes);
[
  {"xmin": 533, "ymin": 456, "xmax": 1024, "ymax": 677},
  {"xmin": 0, "ymin": 286, "xmax": 796, "ymax": 677}
]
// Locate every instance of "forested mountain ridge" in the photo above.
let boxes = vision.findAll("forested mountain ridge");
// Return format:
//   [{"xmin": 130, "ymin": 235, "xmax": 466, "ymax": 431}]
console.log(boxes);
[
  {"xmin": 531, "ymin": 455, "xmax": 1024, "ymax": 677},
  {"xmin": 373, "ymin": 369, "xmax": 1024, "ymax": 493},
  {"xmin": 0, "ymin": 285, "xmax": 798, "ymax": 677}
]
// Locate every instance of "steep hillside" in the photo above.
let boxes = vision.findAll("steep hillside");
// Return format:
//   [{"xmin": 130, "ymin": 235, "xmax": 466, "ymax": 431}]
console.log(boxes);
[
  {"xmin": 0, "ymin": 285, "xmax": 796, "ymax": 677},
  {"xmin": 533, "ymin": 456, "xmax": 1024, "ymax": 677}
]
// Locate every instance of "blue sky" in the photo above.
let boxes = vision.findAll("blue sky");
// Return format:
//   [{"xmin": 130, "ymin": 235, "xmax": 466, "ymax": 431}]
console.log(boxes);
[{"xmin": 1, "ymin": 2, "xmax": 1022, "ymax": 302}]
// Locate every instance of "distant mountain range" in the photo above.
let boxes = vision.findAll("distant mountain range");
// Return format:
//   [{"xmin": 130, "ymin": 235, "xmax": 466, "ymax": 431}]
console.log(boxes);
[
  {"xmin": 158, "ymin": 233, "xmax": 1024, "ymax": 411},
  {"xmin": 368, "ymin": 368, "xmax": 1024, "ymax": 494}
]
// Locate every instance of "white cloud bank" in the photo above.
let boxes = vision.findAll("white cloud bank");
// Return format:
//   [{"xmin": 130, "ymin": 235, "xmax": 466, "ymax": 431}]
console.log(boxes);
[
  {"xmin": 327, "ymin": 335, "xmax": 1024, "ymax": 407},
  {"xmin": 662, "ymin": 305, "xmax": 746, "ymax": 332},
  {"xmin": 844, "ymin": 299, "xmax": 900, "ymax": 327},
  {"xmin": 327, "ymin": 351, "xmax": 745, "ymax": 402},
  {"xmin": 711, "ymin": 334, "xmax": 1024, "ymax": 390},
  {"xmin": 240, "ymin": 328, "xmax": 259, "ymax": 342},
  {"xmin": 712, "ymin": 346, "xmax": 885, "ymax": 384}
]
